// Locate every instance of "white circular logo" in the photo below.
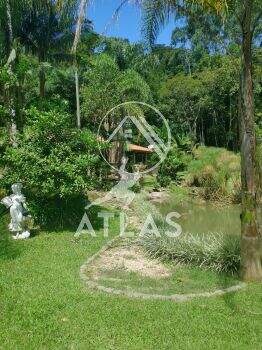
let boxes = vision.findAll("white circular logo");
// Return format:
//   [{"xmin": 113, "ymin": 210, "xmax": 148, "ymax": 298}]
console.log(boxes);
[{"xmin": 97, "ymin": 101, "xmax": 171, "ymax": 175}]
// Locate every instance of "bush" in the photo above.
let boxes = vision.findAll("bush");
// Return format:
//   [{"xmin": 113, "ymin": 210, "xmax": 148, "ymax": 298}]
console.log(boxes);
[
  {"xmin": 141, "ymin": 174, "xmax": 159, "ymax": 191},
  {"xmin": 0, "ymin": 107, "xmax": 109, "ymax": 227},
  {"xmin": 157, "ymin": 142, "xmax": 192, "ymax": 187},
  {"xmin": 141, "ymin": 232, "xmax": 241, "ymax": 275},
  {"xmin": 183, "ymin": 146, "xmax": 241, "ymax": 202}
]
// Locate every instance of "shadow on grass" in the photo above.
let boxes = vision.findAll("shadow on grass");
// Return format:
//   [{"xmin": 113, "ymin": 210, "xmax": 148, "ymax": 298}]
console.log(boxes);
[
  {"xmin": 0, "ymin": 215, "xmax": 22, "ymax": 261},
  {"xmin": 216, "ymin": 234, "xmax": 241, "ymax": 312},
  {"xmin": 218, "ymin": 272, "xmax": 239, "ymax": 312},
  {"xmin": 44, "ymin": 205, "xmax": 106, "ymax": 233},
  {"xmin": 30, "ymin": 195, "xmax": 107, "ymax": 233},
  {"xmin": 0, "ymin": 198, "xmax": 114, "ymax": 261}
]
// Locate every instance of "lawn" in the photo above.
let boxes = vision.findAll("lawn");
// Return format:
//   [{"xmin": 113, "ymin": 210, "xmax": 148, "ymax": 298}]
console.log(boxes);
[{"xmin": 0, "ymin": 216, "xmax": 262, "ymax": 350}]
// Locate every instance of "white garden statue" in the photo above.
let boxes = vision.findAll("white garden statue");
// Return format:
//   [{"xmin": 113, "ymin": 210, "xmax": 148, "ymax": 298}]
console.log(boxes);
[{"xmin": 1, "ymin": 183, "xmax": 31, "ymax": 240}]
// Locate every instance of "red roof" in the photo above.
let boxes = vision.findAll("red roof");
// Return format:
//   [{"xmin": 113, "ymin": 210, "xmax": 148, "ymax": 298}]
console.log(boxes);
[{"xmin": 127, "ymin": 144, "xmax": 154, "ymax": 153}]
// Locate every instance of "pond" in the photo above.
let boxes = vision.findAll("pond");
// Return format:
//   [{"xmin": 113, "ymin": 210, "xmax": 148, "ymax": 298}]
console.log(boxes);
[{"xmin": 158, "ymin": 196, "xmax": 241, "ymax": 236}]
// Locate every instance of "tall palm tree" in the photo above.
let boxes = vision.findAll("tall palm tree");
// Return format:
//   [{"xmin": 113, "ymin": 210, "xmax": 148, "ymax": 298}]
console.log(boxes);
[
  {"xmin": 0, "ymin": 1, "xmax": 50, "ymax": 54},
  {"xmin": 0, "ymin": 0, "xmax": 25, "ymax": 146},
  {"xmin": 1, "ymin": 0, "xmax": 89, "ymax": 126},
  {"xmin": 0, "ymin": 0, "xmax": 79, "ymax": 141},
  {"xmin": 5, "ymin": 0, "xmax": 13, "ymax": 50},
  {"xmin": 1, "ymin": 1, "xmax": 79, "ymax": 98},
  {"xmin": 71, "ymin": 0, "xmax": 89, "ymax": 129},
  {"xmin": 139, "ymin": 0, "xmax": 262, "ymax": 281},
  {"xmin": 19, "ymin": 0, "xmax": 78, "ymax": 98}
]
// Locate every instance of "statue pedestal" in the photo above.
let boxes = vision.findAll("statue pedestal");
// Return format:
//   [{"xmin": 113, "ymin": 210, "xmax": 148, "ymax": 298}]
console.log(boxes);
[{"xmin": 13, "ymin": 231, "xmax": 30, "ymax": 240}]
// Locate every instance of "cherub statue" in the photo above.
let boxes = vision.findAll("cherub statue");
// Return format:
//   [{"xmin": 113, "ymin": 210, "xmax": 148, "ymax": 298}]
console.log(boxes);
[{"xmin": 1, "ymin": 183, "xmax": 30, "ymax": 240}]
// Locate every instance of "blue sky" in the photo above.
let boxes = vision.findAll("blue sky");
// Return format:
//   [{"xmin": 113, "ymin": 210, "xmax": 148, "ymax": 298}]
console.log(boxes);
[{"xmin": 88, "ymin": 0, "xmax": 176, "ymax": 45}]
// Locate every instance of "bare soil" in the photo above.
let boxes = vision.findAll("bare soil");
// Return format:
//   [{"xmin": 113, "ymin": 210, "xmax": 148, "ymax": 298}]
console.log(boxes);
[{"xmin": 88, "ymin": 245, "xmax": 171, "ymax": 279}]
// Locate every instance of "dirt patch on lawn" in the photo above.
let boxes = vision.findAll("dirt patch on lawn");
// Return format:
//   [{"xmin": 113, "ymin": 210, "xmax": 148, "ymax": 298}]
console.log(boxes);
[
  {"xmin": 88, "ymin": 245, "xmax": 171, "ymax": 279},
  {"xmin": 80, "ymin": 241, "xmax": 246, "ymax": 302}
]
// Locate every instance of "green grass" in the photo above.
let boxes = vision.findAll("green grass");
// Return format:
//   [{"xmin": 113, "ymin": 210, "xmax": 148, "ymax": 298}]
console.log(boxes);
[
  {"xmin": 0, "ymin": 216, "xmax": 262, "ymax": 349},
  {"xmin": 88, "ymin": 265, "xmax": 240, "ymax": 295}
]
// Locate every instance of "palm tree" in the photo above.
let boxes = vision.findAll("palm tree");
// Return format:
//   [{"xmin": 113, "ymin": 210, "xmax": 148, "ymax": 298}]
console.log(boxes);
[
  {"xmin": 0, "ymin": 1, "xmax": 50, "ymax": 54},
  {"xmin": 1, "ymin": 0, "xmax": 89, "ymax": 127},
  {"xmin": 0, "ymin": 0, "xmax": 25, "ymax": 145},
  {"xmin": 5, "ymin": 0, "xmax": 13, "ymax": 50},
  {"xmin": 139, "ymin": 0, "xmax": 262, "ymax": 281},
  {"xmin": 19, "ymin": 0, "xmax": 78, "ymax": 98},
  {"xmin": 238, "ymin": 0, "xmax": 262, "ymax": 281},
  {"xmin": 71, "ymin": 0, "xmax": 89, "ymax": 129},
  {"xmin": 1, "ymin": 1, "xmax": 80, "ymax": 100}
]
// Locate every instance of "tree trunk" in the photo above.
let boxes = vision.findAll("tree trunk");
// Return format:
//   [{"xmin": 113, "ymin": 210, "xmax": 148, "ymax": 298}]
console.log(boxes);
[
  {"xmin": 71, "ymin": 0, "xmax": 89, "ymax": 129},
  {"xmin": 10, "ymin": 108, "xmax": 18, "ymax": 148},
  {"xmin": 256, "ymin": 138, "xmax": 262, "ymax": 245},
  {"xmin": 6, "ymin": 0, "xmax": 13, "ymax": 50},
  {"xmin": 75, "ymin": 68, "xmax": 81, "ymax": 129},
  {"xmin": 240, "ymin": 0, "xmax": 262, "ymax": 281},
  {"xmin": 71, "ymin": 0, "xmax": 88, "ymax": 54},
  {"xmin": 39, "ymin": 63, "xmax": 46, "ymax": 98},
  {"xmin": 6, "ymin": 0, "xmax": 17, "ymax": 147}
]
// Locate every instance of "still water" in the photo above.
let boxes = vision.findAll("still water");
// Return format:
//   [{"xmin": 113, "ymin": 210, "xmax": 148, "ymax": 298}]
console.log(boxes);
[{"xmin": 158, "ymin": 197, "xmax": 241, "ymax": 236}]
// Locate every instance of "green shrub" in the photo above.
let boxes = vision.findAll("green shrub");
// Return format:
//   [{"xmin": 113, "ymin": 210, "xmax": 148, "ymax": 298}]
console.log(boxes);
[
  {"xmin": 183, "ymin": 146, "xmax": 241, "ymax": 202},
  {"xmin": 141, "ymin": 174, "xmax": 159, "ymax": 191},
  {"xmin": 0, "ymin": 107, "xmax": 109, "ymax": 227},
  {"xmin": 157, "ymin": 143, "xmax": 192, "ymax": 187},
  {"xmin": 141, "ymin": 232, "xmax": 241, "ymax": 275},
  {"xmin": 168, "ymin": 183, "xmax": 190, "ymax": 202}
]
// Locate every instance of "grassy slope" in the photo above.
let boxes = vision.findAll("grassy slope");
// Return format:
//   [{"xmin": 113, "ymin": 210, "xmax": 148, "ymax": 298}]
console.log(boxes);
[{"xmin": 0, "ymin": 218, "xmax": 262, "ymax": 350}]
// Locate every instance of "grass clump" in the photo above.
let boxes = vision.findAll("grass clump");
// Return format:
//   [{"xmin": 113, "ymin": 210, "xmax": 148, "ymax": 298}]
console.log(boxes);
[
  {"xmin": 141, "ymin": 232, "xmax": 241, "ymax": 275},
  {"xmin": 140, "ymin": 174, "xmax": 159, "ymax": 192},
  {"xmin": 183, "ymin": 146, "xmax": 241, "ymax": 202}
]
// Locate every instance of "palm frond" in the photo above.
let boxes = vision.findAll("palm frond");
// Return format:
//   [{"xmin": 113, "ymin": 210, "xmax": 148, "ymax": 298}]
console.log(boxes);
[
  {"xmin": 142, "ymin": 0, "xmax": 172, "ymax": 46},
  {"xmin": 140, "ymin": 0, "xmax": 228, "ymax": 46}
]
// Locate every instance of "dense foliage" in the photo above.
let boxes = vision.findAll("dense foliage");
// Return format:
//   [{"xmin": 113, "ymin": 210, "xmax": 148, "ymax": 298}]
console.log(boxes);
[
  {"xmin": 2, "ymin": 107, "xmax": 103, "ymax": 196},
  {"xmin": 1, "ymin": 106, "xmax": 107, "ymax": 226},
  {"xmin": 0, "ymin": 0, "xmax": 261, "ymax": 227},
  {"xmin": 183, "ymin": 146, "xmax": 241, "ymax": 202},
  {"xmin": 81, "ymin": 54, "xmax": 151, "ymax": 130}
]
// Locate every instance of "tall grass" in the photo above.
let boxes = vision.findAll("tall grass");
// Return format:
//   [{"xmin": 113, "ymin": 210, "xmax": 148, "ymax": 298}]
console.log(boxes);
[
  {"xmin": 141, "ymin": 232, "xmax": 241, "ymax": 275},
  {"xmin": 182, "ymin": 146, "xmax": 241, "ymax": 202}
]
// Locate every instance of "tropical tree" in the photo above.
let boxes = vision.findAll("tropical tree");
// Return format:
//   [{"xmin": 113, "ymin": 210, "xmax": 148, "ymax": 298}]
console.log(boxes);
[
  {"xmin": 71, "ymin": 0, "xmax": 89, "ymax": 129},
  {"xmin": 19, "ymin": 0, "xmax": 79, "ymax": 98},
  {"xmin": 139, "ymin": 0, "xmax": 262, "ymax": 281},
  {"xmin": 0, "ymin": 0, "xmax": 79, "ymax": 144},
  {"xmin": 81, "ymin": 53, "xmax": 152, "ymax": 165},
  {"xmin": 0, "ymin": 0, "xmax": 32, "ymax": 145},
  {"xmin": 159, "ymin": 55, "xmax": 240, "ymax": 149},
  {"xmin": 5, "ymin": 0, "xmax": 13, "ymax": 52},
  {"xmin": 98, "ymin": 37, "xmax": 145, "ymax": 71},
  {"xmin": 81, "ymin": 54, "xmax": 152, "ymax": 129}
]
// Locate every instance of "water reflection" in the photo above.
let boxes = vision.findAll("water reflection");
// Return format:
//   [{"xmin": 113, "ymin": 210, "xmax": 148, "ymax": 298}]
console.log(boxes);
[{"xmin": 158, "ymin": 198, "xmax": 241, "ymax": 236}]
